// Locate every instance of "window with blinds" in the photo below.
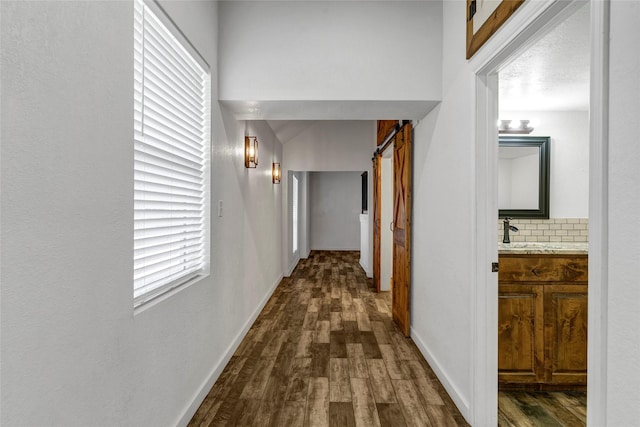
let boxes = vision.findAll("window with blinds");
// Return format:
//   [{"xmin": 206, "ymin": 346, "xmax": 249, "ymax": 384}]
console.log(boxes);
[
  {"xmin": 292, "ymin": 175, "xmax": 299, "ymax": 254},
  {"xmin": 133, "ymin": 0, "xmax": 210, "ymax": 306}
]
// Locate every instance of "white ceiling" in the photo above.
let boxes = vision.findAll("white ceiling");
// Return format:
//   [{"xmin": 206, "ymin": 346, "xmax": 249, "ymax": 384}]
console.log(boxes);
[{"xmin": 499, "ymin": 3, "xmax": 590, "ymax": 112}]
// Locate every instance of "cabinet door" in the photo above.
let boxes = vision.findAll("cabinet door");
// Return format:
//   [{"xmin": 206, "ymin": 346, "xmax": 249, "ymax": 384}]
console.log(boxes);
[
  {"xmin": 544, "ymin": 284, "xmax": 588, "ymax": 384},
  {"xmin": 498, "ymin": 284, "xmax": 545, "ymax": 384}
]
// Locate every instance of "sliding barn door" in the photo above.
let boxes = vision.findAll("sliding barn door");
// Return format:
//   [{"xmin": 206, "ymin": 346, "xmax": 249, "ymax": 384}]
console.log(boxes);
[
  {"xmin": 372, "ymin": 156, "xmax": 382, "ymax": 292},
  {"xmin": 392, "ymin": 124, "xmax": 412, "ymax": 336}
]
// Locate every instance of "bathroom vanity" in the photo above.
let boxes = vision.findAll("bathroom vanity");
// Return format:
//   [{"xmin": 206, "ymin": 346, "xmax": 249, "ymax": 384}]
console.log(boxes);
[{"xmin": 498, "ymin": 243, "xmax": 588, "ymax": 390}]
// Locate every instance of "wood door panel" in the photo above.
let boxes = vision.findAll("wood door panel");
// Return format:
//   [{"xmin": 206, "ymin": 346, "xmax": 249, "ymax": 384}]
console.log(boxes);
[
  {"xmin": 377, "ymin": 120, "xmax": 397, "ymax": 146},
  {"xmin": 392, "ymin": 124, "xmax": 412, "ymax": 337},
  {"xmin": 498, "ymin": 284, "xmax": 544, "ymax": 384},
  {"xmin": 544, "ymin": 284, "xmax": 588, "ymax": 384},
  {"xmin": 499, "ymin": 255, "xmax": 588, "ymax": 283}
]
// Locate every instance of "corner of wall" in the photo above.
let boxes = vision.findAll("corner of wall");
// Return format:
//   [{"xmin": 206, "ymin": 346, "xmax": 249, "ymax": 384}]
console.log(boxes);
[
  {"xmin": 410, "ymin": 328, "xmax": 471, "ymax": 424},
  {"xmin": 176, "ymin": 273, "xmax": 283, "ymax": 427}
]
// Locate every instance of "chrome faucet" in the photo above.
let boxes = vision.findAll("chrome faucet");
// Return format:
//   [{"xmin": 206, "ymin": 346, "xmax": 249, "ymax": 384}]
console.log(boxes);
[{"xmin": 502, "ymin": 217, "xmax": 519, "ymax": 244}]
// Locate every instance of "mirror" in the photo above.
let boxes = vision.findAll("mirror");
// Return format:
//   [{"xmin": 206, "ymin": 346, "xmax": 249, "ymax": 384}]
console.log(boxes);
[{"xmin": 498, "ymin": 136, "xmax": 550, "ymax": 219}]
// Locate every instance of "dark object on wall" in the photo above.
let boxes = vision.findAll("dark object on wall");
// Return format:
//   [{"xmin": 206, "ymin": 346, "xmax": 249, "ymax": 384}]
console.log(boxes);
[
  {"xmin": 361, "ymin": 171, "xmax": 368, "ymax": 214},
  {"xmin": 499, "ymin": 136, "xmax": 550, "ymax": 219}
]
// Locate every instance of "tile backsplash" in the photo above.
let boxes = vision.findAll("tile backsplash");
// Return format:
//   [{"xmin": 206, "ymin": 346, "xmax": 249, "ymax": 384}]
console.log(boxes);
[{"xmin": 497, "ymin": 218, "xmax": 588, "ymax": 243}]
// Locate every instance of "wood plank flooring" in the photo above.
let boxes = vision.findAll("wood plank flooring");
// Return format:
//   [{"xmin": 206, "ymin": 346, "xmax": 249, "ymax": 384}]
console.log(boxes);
[
  {"xmin": 498, "ymin": 391, "xmax": 587, "ymax": 427},
  {"xmin": 189, "ymin": 251, "xmax": 468, "ymax": 427}
]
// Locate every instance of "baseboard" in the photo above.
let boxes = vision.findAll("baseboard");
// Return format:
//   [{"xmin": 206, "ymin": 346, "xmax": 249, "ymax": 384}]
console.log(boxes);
[
  {"xmin": 286, "ymin": 256, "xmax": 300, "ymax": 277},
  {"xmin": 410, "ymin": 327, "xmax": 471, "ymax": 424},
  {"xmin": 310, "ymin": 247, "xmax": 360, "ymax": 251},
  {"xmin": 359, "ymin": 260, "xmax": 371, "ymax": 277},
  {"xmin": 176, "ymin": 273, "xmax": 283, "ymax": 427}
]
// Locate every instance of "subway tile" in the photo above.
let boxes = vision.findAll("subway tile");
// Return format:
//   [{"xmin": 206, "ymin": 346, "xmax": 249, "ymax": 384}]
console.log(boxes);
[
  {"xmin": 554, "ymin": 219, "xmax": 567, "ymax": 224},
  {"xmin": 537, "ymin": 224, "xmax": 550, "ymax": 230},
  {"xmin": 561, "ymin": 224, "xmax": 574, "ymax": 230},
  {"xmin": 567, "ymin": 218, "xmax": 581, "ymax": 224},
  {"xmin": 556, "ymin": 230, "xmax": 568, "ymax": 236},
  {"xmin": 537, "ymin": 236, "xmax": 550, "ymax": 242},
  {"xmin": 568, "ymin": 230, "xmax": 581, "ymax": 236},
  {"xmin": 549, "ymin": 236, "xmax": 562, "ymax": 242},
  {"xmin": 574, "ymin": 236, "xmax": 588, "ymax": 242}
]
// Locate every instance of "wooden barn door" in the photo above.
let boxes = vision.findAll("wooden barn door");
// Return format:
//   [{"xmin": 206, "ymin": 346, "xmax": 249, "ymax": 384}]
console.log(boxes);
[
  {"xmin": 392, "ymin": 123, "xmax": 412, "ymax": 336},
  {"xmin": 372, "ymin": 156, "xmax": 382, "ymax": 292}
]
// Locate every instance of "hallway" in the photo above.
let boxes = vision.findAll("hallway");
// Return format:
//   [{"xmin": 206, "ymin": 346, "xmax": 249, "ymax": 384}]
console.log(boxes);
[{"xmin": 189, "ymin": 251, "xmax": 468, "ymax": 426}]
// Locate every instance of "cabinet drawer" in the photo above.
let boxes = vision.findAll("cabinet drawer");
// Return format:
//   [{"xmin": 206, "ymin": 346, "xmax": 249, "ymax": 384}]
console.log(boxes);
[{"xmin": 499, "ymin": 255, "xmax": 588, "ymax": 283}]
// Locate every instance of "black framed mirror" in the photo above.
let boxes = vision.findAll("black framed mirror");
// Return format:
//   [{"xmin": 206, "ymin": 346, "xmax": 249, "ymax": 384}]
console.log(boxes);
[{"xmin": 498, "ymin": 136, "xmax": 550, "ymax": 219}]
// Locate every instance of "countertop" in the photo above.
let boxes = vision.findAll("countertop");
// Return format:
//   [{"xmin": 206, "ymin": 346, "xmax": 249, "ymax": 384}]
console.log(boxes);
[{"xmin": 498, "ymin": 242, "xmax": 588, "ymax": 255}]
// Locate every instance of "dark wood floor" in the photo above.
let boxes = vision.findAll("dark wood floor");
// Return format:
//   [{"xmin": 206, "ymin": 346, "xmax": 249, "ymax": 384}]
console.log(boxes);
[
  {"xmin": 189, "ymin": 250, "xmax": 468, "ymax": 427},
  {"xmin": 498, "ymin": 391, "xmax": 587, "ymax": 427}
]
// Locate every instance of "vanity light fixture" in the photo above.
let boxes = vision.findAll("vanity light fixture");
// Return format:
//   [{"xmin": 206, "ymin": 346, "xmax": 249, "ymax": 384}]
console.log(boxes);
[
  {"xmin": 498, "ymin": 119, "xmax": 534, "ymax": 134},
  {"xmin": 244, "ymin": 136, "xmax": 258, "ymax": 168},
  {"xmin": 272, "ymin": 162, "xmax": 281, "ymax": 184}
]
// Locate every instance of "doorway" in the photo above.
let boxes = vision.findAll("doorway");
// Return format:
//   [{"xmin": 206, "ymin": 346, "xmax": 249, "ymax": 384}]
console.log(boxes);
[
  {"xmin": 380, "ymin": 150, "xmax": 394, "ymax": 294},
  {"xmin": 472, "ymin": 1, "xmax": 608, "ymax": 425},
  {"xmin": 372, "ymin": 122, "xmax": 413, "ymax": 337},
  {"xmin": 496, "ymin": 3, "xmax": 590, "ymax": 424}
]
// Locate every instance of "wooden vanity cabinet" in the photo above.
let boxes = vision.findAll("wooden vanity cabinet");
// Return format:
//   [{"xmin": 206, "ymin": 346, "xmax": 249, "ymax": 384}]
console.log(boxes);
[{"xmin": 498, "ymin": 254, "xmax": 588, "ymax": 390}]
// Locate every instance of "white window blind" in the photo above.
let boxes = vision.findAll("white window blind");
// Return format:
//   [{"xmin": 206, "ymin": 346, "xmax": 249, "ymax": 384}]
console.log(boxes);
[
  {"xmin": 134, "ymin": 0, "xmax": 210, "ymax": 304},
  {"xmin": 292, "ymin": 175, "xmax": 299, "ymax": 254}
]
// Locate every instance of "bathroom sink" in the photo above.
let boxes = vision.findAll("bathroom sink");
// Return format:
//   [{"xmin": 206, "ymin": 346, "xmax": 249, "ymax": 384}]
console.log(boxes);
[{"xmin": 498, "ymin": 241, "xmax": 588, "ymax": 254}]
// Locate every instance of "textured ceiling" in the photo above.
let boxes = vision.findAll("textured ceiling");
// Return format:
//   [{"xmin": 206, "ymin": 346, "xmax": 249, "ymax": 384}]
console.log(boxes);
[{"xmin": 499, "ymin": 3, "xmax": 590, "ymax": 112}]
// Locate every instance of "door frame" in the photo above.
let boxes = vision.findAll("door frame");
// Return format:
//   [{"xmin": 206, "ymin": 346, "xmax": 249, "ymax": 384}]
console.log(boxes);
[
  {"xmin": 373, "ymin": 155, "xmax": 382, "ymax": 292},
  {"xmin": 470, "ymin": 1, "xmax": 609, "ymax": 425}
]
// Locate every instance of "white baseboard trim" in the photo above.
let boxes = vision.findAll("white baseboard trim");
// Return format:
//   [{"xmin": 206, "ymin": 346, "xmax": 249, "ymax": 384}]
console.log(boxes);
[
  {"xmin": 310, "ymin": 247, "xmax": 361, "ymax": 251},
  {"xmin": 286, "ymin": 256, "xmax": 300, "ymax": 277},
  {"xmin": 359, "ymin": 260, "xmax": 371, "ymax": 277},
  {"xmin": 176, "ymin": 273, "xmax": 283, "ymax": 427},
  {"xmin": 411, "ymin": 327, "xmax": 471, "ymax": 424}
]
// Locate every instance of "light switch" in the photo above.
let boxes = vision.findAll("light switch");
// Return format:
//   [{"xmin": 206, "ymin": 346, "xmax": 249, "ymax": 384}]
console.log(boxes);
[{"xmin": 217, "ymin": 200, "xmax": 223, "ymax": 217}]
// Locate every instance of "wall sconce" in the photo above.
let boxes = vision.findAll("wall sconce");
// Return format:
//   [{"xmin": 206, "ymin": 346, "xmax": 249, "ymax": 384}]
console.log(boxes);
[
  {"xmin": 244, "ymin": 136, "xmax": 258, "ymax": 168},
  {"xmin": 272, "ymin": 162, "xmax": 281, "ymax": 184},
  {"xmin": 498, "ymin": 119, "xmax": 534, "ymax": 134}
]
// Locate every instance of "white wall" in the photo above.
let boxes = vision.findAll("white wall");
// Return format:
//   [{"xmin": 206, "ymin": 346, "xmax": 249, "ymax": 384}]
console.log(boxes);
[
  {"xmin": 218, "ymin": 1, "xmax": 442, "ymax": 103},
  {"xmin": 283, "ymin": 121, "xmax": 374, "ymax": 172},
  {"xmin": 411, "ymin": 2, "xmax": 640, "ymax": 424},
  {"xmin": 606, "ymin": 1, "xmax": 640, "ymax": 424},
  {"xmin": 309, "ymin": 172, "xmax": 361, "ymax": 251},
  {"xmin": 380, "ymin": 155, "xmax": 394, "ymax": 292},
  {"xmin": 502, "ymin": 110, "xmax": 589, "ymax": 217},
  {"xmin": 1, "ymin": 2, "xmax": 283, "ymax": 426},
  {"xmin": 410, "ymin": 0, "xmax": 476, "ymax": 419}
]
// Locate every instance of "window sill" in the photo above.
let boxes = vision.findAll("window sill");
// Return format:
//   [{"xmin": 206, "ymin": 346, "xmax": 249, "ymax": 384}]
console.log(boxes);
[{"xmin": 133, "ymin": 272, "xmax": 208, "ymax": 315}]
